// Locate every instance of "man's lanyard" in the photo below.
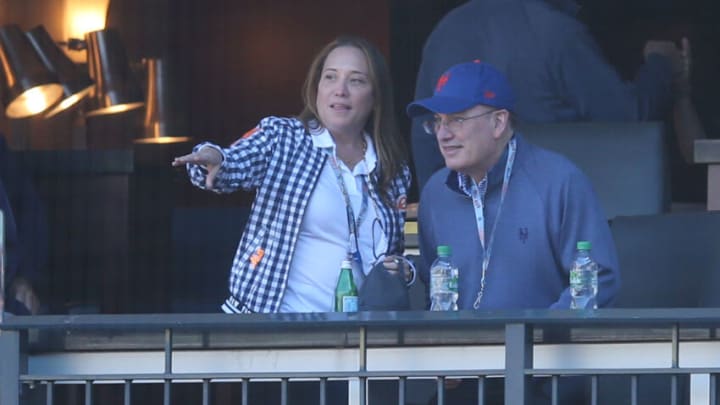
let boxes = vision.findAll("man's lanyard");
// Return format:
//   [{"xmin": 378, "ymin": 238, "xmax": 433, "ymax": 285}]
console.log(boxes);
[
  {"xmin": 469, "ymin": 137, "xmax": 517, "ymax": 309},
  {"xmin": 325, "ymin": 151, "xmax": 369, "ymax": 273}
]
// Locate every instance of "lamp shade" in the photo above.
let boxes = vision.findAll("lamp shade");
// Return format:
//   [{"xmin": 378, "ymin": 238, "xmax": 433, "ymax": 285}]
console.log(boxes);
[
  {"xmin": 85, "ymin": 28, "xmax": 143, "ymax": 116},
  {"xmin": 144, "ymin": 58, "xmax": 167, "ymax": 138},
  {"xmin": 0, "ymin": 24, "xmax": 63, "ymax": 118},
  {"xmin": 26, "ymin": 25, "xmax": 94, "ymax": 118},
  {"xmin": 138, "ymin": 57, "xmax": 191, "ymax": 145}
]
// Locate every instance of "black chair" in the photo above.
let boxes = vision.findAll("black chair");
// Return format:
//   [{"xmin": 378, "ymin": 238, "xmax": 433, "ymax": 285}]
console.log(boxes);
[
  {"xmin": 520, "ymin": 122, "xmax": 669, "ymax": 219},
  {"xmin": 170, "ymin": 206, "xmax": 249, "ymax": 313},
  {"xmin": 598, "ymin": 211, "xmax": 720, "ymax": 405},
  {"xmin": 610, "ymin": 211, "xmax": 720, "ymax": 308}
]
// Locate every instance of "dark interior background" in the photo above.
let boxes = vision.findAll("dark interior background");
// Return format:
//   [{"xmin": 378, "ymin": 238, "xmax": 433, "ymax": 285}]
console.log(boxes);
[
  {"xmin": 102, "ymin": 0, "xmax": 720, "ymax": 203},
  {"xmin": 0, "ymin": 0, "xmax": 718, "ymax": 314},
  {"xmin": 1, "ymin": 0, "xmax": 718, "ymax": 202}
]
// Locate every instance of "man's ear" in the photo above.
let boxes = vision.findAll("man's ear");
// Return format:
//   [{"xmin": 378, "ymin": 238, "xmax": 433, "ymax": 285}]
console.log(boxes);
[{"xmin": 492, "ymin": 110, "xmax": 510, "ymax": 139}]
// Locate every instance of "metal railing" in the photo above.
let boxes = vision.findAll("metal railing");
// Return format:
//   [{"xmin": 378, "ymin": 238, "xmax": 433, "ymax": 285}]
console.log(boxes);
[{"xmin": 1, "ymin": 309, "xmax": 720, "ymax": 404}]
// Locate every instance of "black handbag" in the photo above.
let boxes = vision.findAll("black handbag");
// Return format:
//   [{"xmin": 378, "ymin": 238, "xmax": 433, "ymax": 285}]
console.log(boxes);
[{"xmin": 358, "ymin": 261, "xmax": 410, "ymax": 311}]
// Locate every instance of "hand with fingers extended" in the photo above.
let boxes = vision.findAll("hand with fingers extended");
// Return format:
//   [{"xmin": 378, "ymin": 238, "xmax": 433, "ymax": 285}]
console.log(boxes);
[{"xmin": 172, "ymin": 146, "xmax": 223, "ymax": 189}]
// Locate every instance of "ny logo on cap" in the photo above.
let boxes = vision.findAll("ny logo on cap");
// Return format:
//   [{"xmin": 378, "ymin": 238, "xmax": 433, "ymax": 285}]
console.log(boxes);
[{"xmin": 435, "ymin": 73, "xmax": 450, "ymax": 93}]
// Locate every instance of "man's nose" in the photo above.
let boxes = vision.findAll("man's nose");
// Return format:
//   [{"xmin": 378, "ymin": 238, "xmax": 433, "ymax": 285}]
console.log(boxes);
[{"xmin": 435, "ymin": 120, "xmax": 452, "ymax": 140}]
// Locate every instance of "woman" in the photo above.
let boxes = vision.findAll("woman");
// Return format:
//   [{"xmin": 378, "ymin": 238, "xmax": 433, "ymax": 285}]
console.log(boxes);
[{"xmin": 172, "ymin": 36, "xmax": 412, "ymax": 313}]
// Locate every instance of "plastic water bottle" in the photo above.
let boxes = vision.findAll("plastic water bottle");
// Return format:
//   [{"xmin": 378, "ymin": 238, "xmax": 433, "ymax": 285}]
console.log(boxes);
[
  {"xmin": 334, "ymin": 259, "xmax": 358, "ymax": 312},
  {"xmin": 430, "ymin": 245, "xmax": 459, "ymax": 311},
  {"xmin": 570, "ymin": 241, "xmax": 599, "ymax": 309}
]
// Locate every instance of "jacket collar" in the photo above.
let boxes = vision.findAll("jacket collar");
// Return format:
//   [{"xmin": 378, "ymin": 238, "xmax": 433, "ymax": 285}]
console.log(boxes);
[
  {"xmin": 445, "ymin": 133, "xmax": 522, "ymax": 196},
  {"xmin": 310, "ymin": 126, "xmax": 377, "ymax": 175}
]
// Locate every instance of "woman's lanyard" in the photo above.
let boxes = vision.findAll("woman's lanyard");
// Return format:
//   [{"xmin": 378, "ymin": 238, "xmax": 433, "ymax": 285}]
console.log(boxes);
[
  {"xmin": 470, "ymin": 137, "xmax": 517, "ymax": 309},
  {"xmin": 325, "ymin": 151, "xmax": 369, "ymax": 272}
]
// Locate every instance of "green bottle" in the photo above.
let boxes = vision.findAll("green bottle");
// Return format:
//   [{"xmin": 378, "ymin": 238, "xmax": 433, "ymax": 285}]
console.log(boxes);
[{"xmin": 334, "ymin": 259, "xmax": 358, "ymax": 312}]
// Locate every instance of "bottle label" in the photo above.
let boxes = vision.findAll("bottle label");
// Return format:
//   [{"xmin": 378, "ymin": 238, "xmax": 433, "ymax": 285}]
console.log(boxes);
[
  {"xmin": 342, "ymin": 296, "xmax": 358, "ymax": 312},
  {"xmin": 569, "ymin": 269, "xmax": 581, "ymax": 287},
  {"xmin": 448, "ymin": 273, "xmax": 458, "ymax": 292}
]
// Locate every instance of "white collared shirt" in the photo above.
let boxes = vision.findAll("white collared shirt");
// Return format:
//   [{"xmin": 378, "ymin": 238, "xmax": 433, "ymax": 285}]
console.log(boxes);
[{"xmin": 279, "ymin": 128, "xmax": 388, "ymax": 312}]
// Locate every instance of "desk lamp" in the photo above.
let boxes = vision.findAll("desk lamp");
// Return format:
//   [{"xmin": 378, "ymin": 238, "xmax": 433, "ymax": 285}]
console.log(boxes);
[
  {"xmin": 134, "ymin": 57, "xmax": 191, "ymax": 169},
  {"xmin": 26, "ymin": 25, "xmax": 94, "ymax": 118},
  {"xmin": 84, "ymin": 28, "xmax": 143, "ymax": 117},
  {"xmin": 0, "ymin": 24, "xmax": 63, "ymax": 118}
]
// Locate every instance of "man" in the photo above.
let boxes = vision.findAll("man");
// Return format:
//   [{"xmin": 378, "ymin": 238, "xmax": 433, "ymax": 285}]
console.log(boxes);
[
  {"xmin": 411, "ymin": 0, "xmax": 688, "ymax": 190},
  {"xmin": 407, "ymin": 59, "xmax": 621, "ymax": 404},
  {"xmin": 408, "ymin": 60, "xmax": 620, "ymax": 310}
]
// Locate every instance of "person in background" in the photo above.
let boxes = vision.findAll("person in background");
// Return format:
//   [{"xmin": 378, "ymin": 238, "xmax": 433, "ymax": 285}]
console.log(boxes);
[
  {"xmin": 411, "ymin": 0, "xmax": 690, "ymax": 191},
  {"xmin": 407, "ymin": 61, "xmax": 620, "ymax": 404},
  {"xmin": 172, "ymin": 36, "xmax": 412, "ymax": 314},
  {"xmin": 0, "ymin": 136, "xmax": 46, "ymax": 316}
]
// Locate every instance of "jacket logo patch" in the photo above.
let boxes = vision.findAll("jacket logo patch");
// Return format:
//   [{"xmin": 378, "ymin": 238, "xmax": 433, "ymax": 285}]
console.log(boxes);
[
  {"xmin": 250, "ymin": 248, "xmax": 265, "ymax": 269},
  {"xmin": 231, "ymin": 126, "xmax": 259, "ymax": 146},
  {"xmin": 518, "ymin": 227, "xmax": 528, "ymax": 244}
]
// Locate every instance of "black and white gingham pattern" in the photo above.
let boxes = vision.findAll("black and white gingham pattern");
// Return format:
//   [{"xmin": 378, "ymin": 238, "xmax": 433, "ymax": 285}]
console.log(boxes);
[{"xmin": 188, "ymin": 116, "xmax": 411, "ymax": 313}]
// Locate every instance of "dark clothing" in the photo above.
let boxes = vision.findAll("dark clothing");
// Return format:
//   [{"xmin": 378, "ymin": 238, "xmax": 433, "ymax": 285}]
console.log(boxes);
[
  {"xmin": 0, "ymin": 136, "xmax": 48, "ymax": 315},
  {"xmin": 412, "ymin": 0, "xmax": 675, "ymax": 190}
]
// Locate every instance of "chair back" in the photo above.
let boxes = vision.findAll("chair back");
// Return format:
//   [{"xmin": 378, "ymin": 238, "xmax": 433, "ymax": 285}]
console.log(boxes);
[
  {"xmin": 520, "ymin": 121, "xmax": 669, "ymax": 219},
  {"xmin": 610, "ymin": 211, "xmax": 720, "ymax": 308},
  {"xmin": 170, "ymin": 207, "xmax": 249, "ymax": 312},
  {"xmin": 595, "ymin": 211, "xmax": 720, "ymax": 405}
]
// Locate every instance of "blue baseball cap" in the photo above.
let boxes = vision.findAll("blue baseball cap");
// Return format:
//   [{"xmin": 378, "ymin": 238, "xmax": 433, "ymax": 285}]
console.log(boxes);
[{"xmin": 407, "ymin": 60, "xmax": 516, "ymax": 117}]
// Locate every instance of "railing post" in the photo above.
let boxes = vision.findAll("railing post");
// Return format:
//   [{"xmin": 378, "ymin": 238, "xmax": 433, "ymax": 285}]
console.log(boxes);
[
  {"xmin": 0, "ymin": 329, "xmax": 21, "ymax": 405},
  {"xmin": 672, "ymin": 324, "xmax": 679, "ymax": 405},
  {"xmin": 505, "ymin": 323, "xmax": 532, "ymax": 405},
  {"xmin": 359, "ymin": 326, "xmax": 367, "ymax": 405},
  {"xmin": 164, "ymin": 328, "xmax": 172, "ymax": 405}
]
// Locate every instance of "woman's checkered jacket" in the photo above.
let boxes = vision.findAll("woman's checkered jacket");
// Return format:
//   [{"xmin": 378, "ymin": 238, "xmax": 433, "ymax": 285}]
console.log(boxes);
[{"xmin": 187, "ymin": 116, "xmax": 411, "ymax": 313}]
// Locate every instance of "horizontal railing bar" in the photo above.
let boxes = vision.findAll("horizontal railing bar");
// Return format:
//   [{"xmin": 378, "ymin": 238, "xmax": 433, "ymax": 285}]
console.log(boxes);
[
  {"xmin": 24, "ymin": 367, "xmax": 720, "ymax": 384},
  {"xmin": 20, "ymin": 370, "xmax": 508, "ymax": 382},
  {"xmin": 527, "ymin": 368, "xmax": 720, "ymax": 375},
  {"xmin": 4, "ymin": 309, "xmax": 720, "ymax": 332}
]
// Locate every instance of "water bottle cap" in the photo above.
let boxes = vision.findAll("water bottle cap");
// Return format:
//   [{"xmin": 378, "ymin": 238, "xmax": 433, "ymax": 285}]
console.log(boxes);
[
  {"xmin": 341, "ymin": 259, "xmax": 353, "ymax": 269},
  {"xmin": 437, "ymin": 245, "xmax": 451, "ymax": 256},
  {"xmin": 576, "ymin": 241, "xmax": 591, "ymax": 250}
]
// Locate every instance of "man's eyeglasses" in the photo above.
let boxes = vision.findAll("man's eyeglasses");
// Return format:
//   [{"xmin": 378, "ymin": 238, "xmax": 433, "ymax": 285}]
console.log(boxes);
[{"xmin": 422, "ymin": 109, "xmax": 497, "ymax": 135}]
